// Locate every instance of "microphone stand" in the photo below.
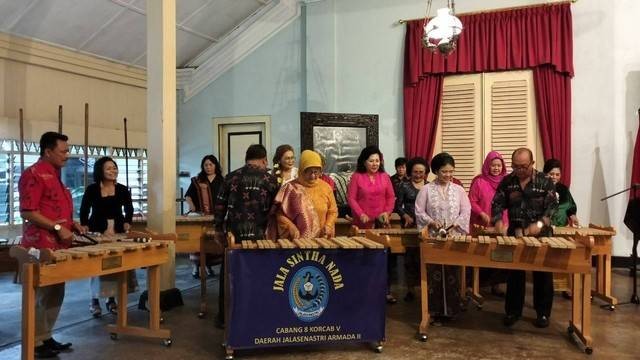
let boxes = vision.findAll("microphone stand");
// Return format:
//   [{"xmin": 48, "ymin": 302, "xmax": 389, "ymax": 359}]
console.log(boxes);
[{"xmin": 601, "ymin": 184, "xmax": 640, "ymax": 305}]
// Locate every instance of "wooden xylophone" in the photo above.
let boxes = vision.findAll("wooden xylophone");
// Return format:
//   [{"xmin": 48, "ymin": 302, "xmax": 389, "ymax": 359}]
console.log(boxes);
[
  {"xmin": 350, "ymin": 226, "xmax": 420, "ymax": 253},
  {"xmin": 476, "ymin": 224, "xmax": 618, "ymax": 308},
  {"xmin": 417, "ymin": 230, "xmax": 594, "ymax": 353},
  {"xmin": 230, "ymin": 236, "xmax": 385, "ymax": 250},
  {"xmin": 14, "ymin": 237, "xmax": 172, "ymax": 360},
  {"xmin": 554, "ymin": 225, "xmax": 617, "ymax": 307}
]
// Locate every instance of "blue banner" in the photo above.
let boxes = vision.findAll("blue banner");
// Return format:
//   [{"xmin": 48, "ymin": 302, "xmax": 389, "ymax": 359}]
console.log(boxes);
[{"xmin": 225, "ymin": 248, "xmax": 387, "ymax": 349}]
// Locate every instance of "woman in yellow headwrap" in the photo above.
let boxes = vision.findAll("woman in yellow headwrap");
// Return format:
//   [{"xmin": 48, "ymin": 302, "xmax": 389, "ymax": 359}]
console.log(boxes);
[{"xmin": 269, "ymin": 150, "xmax": 338, "ymax": 239}]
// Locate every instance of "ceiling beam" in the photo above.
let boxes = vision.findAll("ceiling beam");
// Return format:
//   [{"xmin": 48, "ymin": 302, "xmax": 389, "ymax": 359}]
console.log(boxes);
[
  {"xmin": 109, "ymin": 0, "xmax": 218, "ymax": 43},
  {"xmin": 2, "ymin": 0, "xmax": 39, "ymax": 30}
]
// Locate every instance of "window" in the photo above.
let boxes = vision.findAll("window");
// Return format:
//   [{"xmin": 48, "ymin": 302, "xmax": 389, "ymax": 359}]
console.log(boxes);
[
  {"xmin": 0, "ymin": 140, "xmax": 148, "ymax": 225},
  {"xmin": 432, "ymin": 70, "xmax": 542, "ymax": 189}
]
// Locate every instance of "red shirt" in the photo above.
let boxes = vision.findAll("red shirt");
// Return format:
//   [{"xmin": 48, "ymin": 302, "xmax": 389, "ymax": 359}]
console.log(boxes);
[
  {"xmin": 320, "ymin": 174, "xmax": 336, "ymax": 191},
  {"xmin": 19, "ymin": 159, "xmax": 73, "ymax": 250}
]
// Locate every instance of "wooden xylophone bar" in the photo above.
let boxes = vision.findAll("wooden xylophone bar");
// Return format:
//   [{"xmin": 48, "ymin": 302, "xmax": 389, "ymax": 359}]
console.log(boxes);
[
  {"xmin": 233, "ymin": 236, "xmax": 385, "ymax": 250},
  {"xmin": 350, "ymin": 226, "xmax": 420, "ymax": 253}
]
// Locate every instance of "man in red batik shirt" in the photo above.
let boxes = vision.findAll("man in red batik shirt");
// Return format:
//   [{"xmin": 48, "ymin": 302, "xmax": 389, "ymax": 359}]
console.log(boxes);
[{"xmin": 19, "ymin": 131, "xmax": 85, "ymax": 358}]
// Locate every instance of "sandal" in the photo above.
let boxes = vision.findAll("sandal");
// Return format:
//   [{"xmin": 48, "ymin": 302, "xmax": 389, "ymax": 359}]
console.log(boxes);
[{"xmin": 105, "ymin": 299, "xmax": 118, "ymax": 314}]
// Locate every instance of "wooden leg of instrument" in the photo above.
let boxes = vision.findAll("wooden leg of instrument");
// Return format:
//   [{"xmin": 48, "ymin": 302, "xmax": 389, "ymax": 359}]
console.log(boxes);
[
  {"xmin": 419, "ymin": 260, "xmax": 430, "ymax": 341},
  {"xmin": 570, "ymin": 272, "xmax": 593, "ymax": 353},
  {"xmin": 603, "ymin": 254, "xmax": 616, "ymax": 304},
  {"xmin": 592, "ymin": 253, "xmax": 618, "ymax": 307},
  {"xmin": 107, "ymin": 265, "xmax": 170, "ymax": 340},
  {"xmin": 22, "ymin": 263, "xmax": 35, "ymax": 360},
  {"xmin": 199, "ymin": 239, "xmax": 207, "ymax": 318},
  {"xmin": 595, "ymin": 255, "xmax": 604, "ymax": 295},
  {"xmin": 117, "ymin": 271, "xmax": 128, "ymax": 329},
  {"xmin": 148, "ymin": 265, "xmax": 161, "ymax": 331}
]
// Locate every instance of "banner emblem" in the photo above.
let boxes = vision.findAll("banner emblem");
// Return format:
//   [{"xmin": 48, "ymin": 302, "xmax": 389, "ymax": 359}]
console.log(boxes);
[{"xmin": 288, "ymin": 265, "xmax": 329, "ymax": 322}]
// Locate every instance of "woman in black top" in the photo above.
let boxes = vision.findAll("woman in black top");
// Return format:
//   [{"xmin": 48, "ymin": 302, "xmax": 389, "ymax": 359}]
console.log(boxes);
[
  {"xmin": 80, "ymin": 157, "xmax": 134, "ymax": 317},
  {"xmin": 393, "ymin": 157, "xmax": 429, "ymax": 301},
  {"xmin": 185, "ymin": 155, "xmax": 224, "ymax": 278}
]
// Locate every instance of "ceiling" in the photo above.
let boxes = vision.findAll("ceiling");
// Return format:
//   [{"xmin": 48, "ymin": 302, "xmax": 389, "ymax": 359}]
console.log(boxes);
[{"xmin": 0, "ymin": 0, "xmax": 273, "ymax": 68}]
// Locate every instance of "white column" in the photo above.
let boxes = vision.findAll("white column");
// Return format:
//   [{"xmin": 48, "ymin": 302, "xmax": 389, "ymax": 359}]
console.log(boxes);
[{"xmin": 146, "ymin": 0, "xmax": 176, "ymax": 234}]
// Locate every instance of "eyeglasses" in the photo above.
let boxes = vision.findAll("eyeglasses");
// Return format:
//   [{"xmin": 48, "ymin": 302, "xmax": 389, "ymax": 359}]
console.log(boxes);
[
  {"xmin": 283, "ymin": 156, "xmax": 295, "ymax": 161},
  {"xmin": 512, "ymin": 163, "xmax": 531, "ymax": 171},
  {"xmin": 305, "ymin": 169, "xmax": 322, "ymax": 176}
]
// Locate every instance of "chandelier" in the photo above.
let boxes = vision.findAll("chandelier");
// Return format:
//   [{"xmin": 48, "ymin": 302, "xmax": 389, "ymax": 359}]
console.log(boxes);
[{"xmin": 422, "ymin": 0, "xmax": 463, "ymax": 55}]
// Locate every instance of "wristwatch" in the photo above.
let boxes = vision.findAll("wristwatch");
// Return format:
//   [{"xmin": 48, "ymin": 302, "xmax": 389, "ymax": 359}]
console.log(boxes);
[{"xmin": 53, "ymin": 224, "xmax": 62, "ymax": 232}]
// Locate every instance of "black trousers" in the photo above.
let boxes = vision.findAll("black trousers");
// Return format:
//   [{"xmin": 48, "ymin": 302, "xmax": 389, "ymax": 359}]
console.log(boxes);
[{"xmin": 505, "ymin": 270, "xmax": 554, "ymax": 317}]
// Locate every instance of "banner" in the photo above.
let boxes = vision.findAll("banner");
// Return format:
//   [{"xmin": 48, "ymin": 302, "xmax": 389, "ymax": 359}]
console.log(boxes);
[{"xmin": 225, "ymin": 248, "xmax": 387, "ymax": 349}]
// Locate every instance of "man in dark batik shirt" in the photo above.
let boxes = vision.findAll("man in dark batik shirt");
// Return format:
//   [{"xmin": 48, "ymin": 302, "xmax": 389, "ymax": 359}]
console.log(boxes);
[
  {"xmin": 213, "ymin": 144, "xmax": 279, "ymax": 328},
  {"xmin": 492, "ymin": 148, "xmax": 558, "ymax": 329},
  {"xmin": 214, "ymin": 145, "xmax": 279, "ymax": 240}
]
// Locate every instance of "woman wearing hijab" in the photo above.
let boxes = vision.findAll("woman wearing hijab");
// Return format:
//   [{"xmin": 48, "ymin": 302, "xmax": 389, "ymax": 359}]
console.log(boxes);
[
  {"xmin": 468, "ymin": 151, "xmax": 509, "ymax": 295},
  {"xmin": 270, "ymin": 150, "xmax": 338, "ymax": 239}
]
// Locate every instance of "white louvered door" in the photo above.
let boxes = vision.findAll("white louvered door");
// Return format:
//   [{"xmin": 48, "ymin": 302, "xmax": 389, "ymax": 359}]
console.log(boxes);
[
  {"xmin": 432, "ymin": 70, "xmax": 541, "ymax": 189},
  {"xmin": 433, "ymin": 74, "xmax": 482, "ymax": 189},
  {"xmin": 483, "ymin": 70, "xmax": 539, "ymax": 170}
]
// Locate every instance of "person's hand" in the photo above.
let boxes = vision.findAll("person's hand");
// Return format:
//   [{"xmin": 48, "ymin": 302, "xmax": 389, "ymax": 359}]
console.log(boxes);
[
  {"xmin": 378, "ymin": 212, "xmax": 390, "ymax": 226},
  {"xmin": 359, "ymin": 214, "xmax": 370, "ymax": 225},
  {"xmin": 480, "ymin": 212, "xmax": 491, "ymax": 226},
  {"xmin": 57, "ymin": 226, "xmax": 74, "ymax": 244},
  {"xmin": 494, "ymin": 220, "xmax": 507, "ymax": 235},
  {"xmin": 72, "ymin": 222, "xmax": 86, "ymax": 234},
  {"xmin": 569, "ymin": 215, "xmax": 580, "ymax": 227},
  {"xmin": 526, "ymin": 223, "xmax": 541, "ymax": 236},
  {"xmin": 429, "ymin": 220, "xmax": 443, "ymax": 230},
  {"xmin": 324, "ymin": 226, "xmax": 335, "ymax": 239},
  {"xmin": 402, "ymin": 214, "xmax": 414, "ymax": 227}
]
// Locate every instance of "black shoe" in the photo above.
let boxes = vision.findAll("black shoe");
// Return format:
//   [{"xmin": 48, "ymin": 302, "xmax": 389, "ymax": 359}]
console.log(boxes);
[
  {"xmin": 105, "ymin": 299, "xmax": 118, "ymax": 315},
  {"xmin": 503, "ymin": 314, "xmax": 520, "ymax": 327},
  {"xmin": 404, "ymin": 291, "xmax": 415, "ymax": 302},
  {"xmin": 533, "ymin": 315, "xmax": 550, "ymax": 328},
  {"xmin": 43, "ymin": 338, "xmax": 72, "ymax": 351},
  {"xmin": 206, "ymin": 266, "xmax": 216, "ymax": 278},
  {"xmin": 34, "ymin": 344, "xmax": 59, "ymax": 358}
]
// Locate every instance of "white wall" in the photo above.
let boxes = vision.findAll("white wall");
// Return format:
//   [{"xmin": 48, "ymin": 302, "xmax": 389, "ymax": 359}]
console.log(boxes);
[
  {"xmin": 0, "ymin": 33, "xmax": 147, "ymax": 148},
  {"xmin": 571, "ymin": 0, "xmax": 640, "ymax": 256},
  {"xmin": 177, "ymin": 17, "xmax": 304, "ymax": 191}
]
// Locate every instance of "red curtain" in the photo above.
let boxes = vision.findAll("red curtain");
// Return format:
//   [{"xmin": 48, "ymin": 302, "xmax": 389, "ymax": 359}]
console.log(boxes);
[
  {"xmin": 533, "ymin": 65, "xmax": 572, "ymax": 185},
  {"xmin": 403, "ymin": 3, "xmax": 574, "ymax": 182}
]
